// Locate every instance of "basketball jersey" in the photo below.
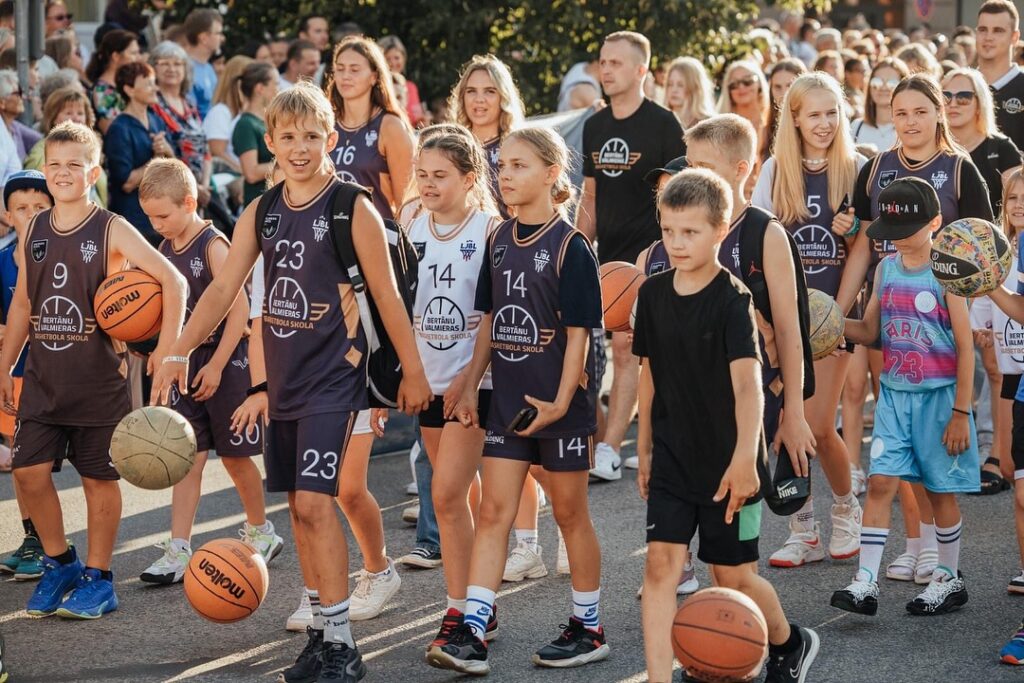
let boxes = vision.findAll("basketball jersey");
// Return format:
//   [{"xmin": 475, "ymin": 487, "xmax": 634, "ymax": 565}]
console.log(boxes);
[
  {"xmin": 482, "ymin": 136, "xmax": 509, "ymax": 219},
  {"xmin": 259, "ymin": 178, "xmax": 368, "ymax": 419},
  {"xmin": 408, "ymin": 209, "xmax": 497, "ymax": 394},
  {"xmin": 642, "ymin": 239, "xmax": 669, "ymax": 276},
  {"xmin": 159, "ymin": 223, "xmax": 227, "ymax": 348},
  {"xmin": 877, "ymin": 254, "xmax": 957, "ymax": 392},
  {"xmin": 783, "ymin": 167, "xmax": 846, "ymax": 297},
  {"xmin": 487, "ymin": 216, "xmax": 597, "ymax": 438},
  {"xmin": 0, "ymin": 234, "xmax": 26, "ymax": 377},
  {"xmin": 21, "ymin": 206, "xmax": 130, "ymax": 426},
  {"xmin": 332, "ymin": 111, "xmax": 392, "ymax": 220}
]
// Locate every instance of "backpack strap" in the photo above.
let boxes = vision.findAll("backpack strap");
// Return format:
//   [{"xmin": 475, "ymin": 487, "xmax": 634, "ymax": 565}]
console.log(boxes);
[
  {"xmin": 330, "ymin": 182, "xmax": 377, "ymax": 351},
  {"xmin": 737, "ymin": 207, "xmax": 773, "ymax": 324},
  {"xmin": 253, "ymin": 181, "xmax": 285, "ymax": 248}
]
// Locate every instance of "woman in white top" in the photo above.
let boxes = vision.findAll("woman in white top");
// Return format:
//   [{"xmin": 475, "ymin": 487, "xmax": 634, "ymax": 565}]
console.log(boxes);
[
  {"xmin": 850, "ymin": 58, "xmax": 909, "ymax": 153},
  {"xmin": 202, "ymin": 55, "xmax": 252, "ymax": 174}
]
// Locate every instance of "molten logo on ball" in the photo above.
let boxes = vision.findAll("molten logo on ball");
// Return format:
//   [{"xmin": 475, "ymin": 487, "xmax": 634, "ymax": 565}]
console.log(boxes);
[{"xmin": 198, "ymin": 558, "xmax": 246, "ymax": 600}]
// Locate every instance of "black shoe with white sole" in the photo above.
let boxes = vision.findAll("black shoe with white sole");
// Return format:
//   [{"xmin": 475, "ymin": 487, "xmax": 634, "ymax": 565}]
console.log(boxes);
[
  {"xmin": 532, "ymin": 617, "xmax": 610, "ymax": 668},
  {"xmin": 764, "ymin": 625, "xmax": 819, "ymax": 683},
  {"xmin": 906, "ymin": 571, "xmax": 968, "ymax": 615}
]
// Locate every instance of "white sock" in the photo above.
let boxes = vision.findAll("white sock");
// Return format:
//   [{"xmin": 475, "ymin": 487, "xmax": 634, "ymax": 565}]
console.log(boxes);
[
  {"xmin": 170, "ymin": 537, "xmax": 190, "ymax": 552},
  {"xmin": 572, "ymin": 588, "xmax": 600, "ymax": 630},
  {"xmin": 905, "ymin": 536, "xmax": 922, "ymax": 557},
  {"xmin": 447, "ymin": 596, "xmax": 467, "ymax": 613},
  {"xmin": 464, "ymin": 585, "xmax": 495, "ymax": 641},
  {"xmin": 373, "ymin": 560, "xmax": 393, "ymax": 577},
  {"xmin": 307, "ymin": 588, "xmax": 323, "ymax": 631},
  {"xmin": 833, "ymin": 490, "xmax": 856, "ymax": 507},
  {"xmin": 855, "ymin": 527, "xmax": 889, "ymax": 583},
  {"xmin": 515, "ymin": 529, "xmax": 538, "ymax": 552},
  {"xmin": 322, "ymin": 598, "xmax": 354, "ymax": 647},
  {"xmin": 794, "ymin": 497, "xmax": 815, "ymax": 531},
  {"xmin": 920, "ymin": 523, "xmax": 937, "ymax": 553},
  {"xmin": 935, "ymin": 519, "xmax": 962, "ymax": 578},
  {"xmin": 248, "ymin": 520, "xmax": 273, "ymax": 533}
]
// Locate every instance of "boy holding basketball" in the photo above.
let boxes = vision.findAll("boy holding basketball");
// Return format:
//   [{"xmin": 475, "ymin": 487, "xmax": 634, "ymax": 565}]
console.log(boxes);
[
  {"xmin": 138, "ymin": 159, "xmax": 283, "ymax": 585},
  {"xmin": 634, "ymin": 169, "xmax": 818, "ymax": 683},
  {"xmin": 0, "ymin": 121, "xmax": 187, "ymax": 619},
  {"xmin": 830, "ymin": 177, "xmax": 979, "ymax": 617}
]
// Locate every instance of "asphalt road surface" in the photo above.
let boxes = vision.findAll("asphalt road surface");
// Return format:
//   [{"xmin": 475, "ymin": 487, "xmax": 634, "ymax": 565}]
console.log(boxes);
[{"xmin": 1, "ymin": 420, "xmax": 1023, "ymax": 683}]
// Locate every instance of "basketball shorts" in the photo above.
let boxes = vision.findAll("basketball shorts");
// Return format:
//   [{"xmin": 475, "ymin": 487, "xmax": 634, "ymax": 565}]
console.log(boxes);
[
  {"xmin": 1009, "ymin": 400, "xmax": 1024, "ymax": 479},
  {"xmin": 172, "ymin": 343, "xmax": 261, "ymax": 457},
  {"xmin": 1002, "ymin": 374, "xmax": 1021, "ymax": 401},
  {"xmin": 420, "ymin": 390, "xmax": 492, "ymax": 429},
  {"xmin": 265, "ymin": 411, "xmax": 355, "ymax": 495},
  {"xmin": 869, "ymin": 384, "xmax": 980, "ymax": 493},
  {"xmin": 12, "ymin": 419, "xmax": 119, "ymax": 481},
  {"xmin": 0, "ymin": 377, "xmax": 23, "ymax": 436},
  {"xmin": 483, "ymin": 429, "xmax": 594, "ymax": 472},
  {"xmin": 645, "ymin": 482, "xmax": 761, "ymax": 566}
]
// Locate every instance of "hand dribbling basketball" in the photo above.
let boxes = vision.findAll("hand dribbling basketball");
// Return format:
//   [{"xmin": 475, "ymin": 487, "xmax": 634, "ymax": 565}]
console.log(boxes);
[{"xmin": 150, "ymin": 353, "xmax": 189, "ymax": 407}]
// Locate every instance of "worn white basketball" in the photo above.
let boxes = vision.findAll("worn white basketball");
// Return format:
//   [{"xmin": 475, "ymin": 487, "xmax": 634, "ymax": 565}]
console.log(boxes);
[{"xmin": 110, "ymin": 406, "xmax": 197, "ymax": 489}]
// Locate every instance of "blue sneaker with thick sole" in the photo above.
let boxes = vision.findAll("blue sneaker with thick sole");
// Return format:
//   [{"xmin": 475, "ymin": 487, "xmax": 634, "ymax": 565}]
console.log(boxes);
[
  {"xmin": 1001, "ymin": 624, "xmax": 1024, "ymax": 665},
  {"xmin": 26, "ymin": 551, "xmax": 83, "ymax": 617},
  {"xmin": 14, "ymin": 536, "xmax": 44, "ymax": 580},
  {"xmin": 55, "ymin": 567, "xmax": 119, "ymax": 620}
]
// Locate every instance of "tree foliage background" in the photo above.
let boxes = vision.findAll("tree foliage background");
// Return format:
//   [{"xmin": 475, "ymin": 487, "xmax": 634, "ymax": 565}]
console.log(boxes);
[{"xmin": 155, "ymin": 0, "xmax": 821, "ymax": 114}]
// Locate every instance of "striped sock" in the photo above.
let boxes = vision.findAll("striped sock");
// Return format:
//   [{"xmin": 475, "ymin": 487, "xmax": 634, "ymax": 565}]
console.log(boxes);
[
  {"xmin": 321, "ymin": 598, "xmax": 354, "ymax": 647},
  {"xmin": 572, "ymin": 588, "xmax": 600, "ymax": 630},
  {"xmin": 936, "ymin": 519, "xmax": 962, "ymax": 579},
  {"xmin": 855, "ymin": 527, "xmax": 889, "ymax": 583},
  {"xmin": 307, "ymin": 588, "xmax": 323, "ymax": 631},
  {"xmin": 464, "ymin": 585, "xmax": 495, "ymax": 641}
]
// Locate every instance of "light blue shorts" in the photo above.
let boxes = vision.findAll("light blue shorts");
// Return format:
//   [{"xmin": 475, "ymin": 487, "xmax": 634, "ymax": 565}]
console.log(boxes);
[{"xmin": 868, "ymin": 383, "xmax": 980, "ymax": 494}]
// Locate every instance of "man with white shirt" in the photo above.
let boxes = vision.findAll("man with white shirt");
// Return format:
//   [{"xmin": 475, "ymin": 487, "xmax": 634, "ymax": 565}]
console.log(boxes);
[
  {"xmin": 277, "ymin": 39, "xmax": 320, "ymax": 92},
  {"xmin": 978, "ymin": 0, "xmax": 1024, "ymax": 150}
]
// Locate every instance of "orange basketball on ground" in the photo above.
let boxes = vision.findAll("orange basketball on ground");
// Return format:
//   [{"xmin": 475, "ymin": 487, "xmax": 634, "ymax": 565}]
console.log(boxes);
[
  {"xmin": 672, "ymin": 587, "xmax": 768, "ymax": 682},
  {"xmin": 93, "ymin": 270, "xmax": 162, "ymax": 342},
  {"xmin": 184, "ymin": 538, "xmax": 269, "ymax": 623},
  {"xmin": 600, "ymin": 261, "xmax": 645, "ymax": 332}
]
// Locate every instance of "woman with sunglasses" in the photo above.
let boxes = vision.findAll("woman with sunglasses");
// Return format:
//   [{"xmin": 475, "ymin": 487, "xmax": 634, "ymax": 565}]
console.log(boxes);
[
  {"xmin": 719, "ymin": 60, "xmax": 769, "ymax": 195},
  {"xmin": 851, "ymin": 58, "xmax": 910, "ymax": 152}
]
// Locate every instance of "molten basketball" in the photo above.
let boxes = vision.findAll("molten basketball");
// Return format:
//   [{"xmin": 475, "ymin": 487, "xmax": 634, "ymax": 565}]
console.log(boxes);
[
  {"xmin": 184, "ymin": 538, "xmax": 268, "ymax": 623},
  {"xmin": 672, "ymin": 587, "xmax": 768, "ymax": 682},
  {"xmin": 930, "ymin": 217, "xmax": 1012, "ymax": 298},
  {"xmin": 110, "ymin": 406, "xmax": 197, "ymax": 490},
  {"xmin": 600, "ymin": 261, "xmax": 645, "ymax": 332},
  {"xmin": 807, "ymin": 289, "xmax": 844, "ymax": 361},
  {"xmin": 93, "ymin": 269, "xmax": 162, "ymax": 342}
]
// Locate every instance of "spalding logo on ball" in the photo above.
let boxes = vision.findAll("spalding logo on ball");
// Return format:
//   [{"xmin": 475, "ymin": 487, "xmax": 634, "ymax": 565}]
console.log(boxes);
[
  {"xmin": 930, "ymin": 218, "xmax": 1012, "ymax": 298},
  {"xmin": 109, "ymin": 406, "xmax": 197, "ymax": 489}
]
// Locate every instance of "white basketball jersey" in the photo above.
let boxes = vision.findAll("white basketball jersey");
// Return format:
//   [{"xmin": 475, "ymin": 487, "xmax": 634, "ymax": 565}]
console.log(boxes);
[{"xmin": 409, "ymin": 209, "xmax": 498, "ymax": 393}]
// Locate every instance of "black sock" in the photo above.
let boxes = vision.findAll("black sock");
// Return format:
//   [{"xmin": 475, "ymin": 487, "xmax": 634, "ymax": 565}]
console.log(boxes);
[
  {"xmin": 52, "ymin": 546, "xmax": 75, "ymax": 565},
  {"xmin": 86, "ymin": 566, "xmax": 113, "ymax": 581},
  {"xmin": 769, "ymin": 623, "xmax": 802, "ymax": 655},
  {"xmin": 22, "ymin": 518, "xmax": 35, "ymax": 537}
]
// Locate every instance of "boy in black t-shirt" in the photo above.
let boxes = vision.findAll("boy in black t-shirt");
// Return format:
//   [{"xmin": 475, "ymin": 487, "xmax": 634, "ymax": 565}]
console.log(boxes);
[{"xmin": 634, "ymin": 169, "xmax": 818, "ymax": 683}]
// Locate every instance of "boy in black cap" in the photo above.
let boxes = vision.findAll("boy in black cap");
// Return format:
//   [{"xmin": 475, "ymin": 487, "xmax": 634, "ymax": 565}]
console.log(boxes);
[{"xmin": 831, "ymin": 177, "xmax": 979, "ymax": 617}]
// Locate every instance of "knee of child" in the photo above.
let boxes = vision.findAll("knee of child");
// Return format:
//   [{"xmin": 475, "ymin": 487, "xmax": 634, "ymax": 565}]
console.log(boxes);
[
  {"xmin": 552, "ymin": 501, "xmax": 590, "ymax": 531},
  {"xmin": 476, "ymin": 495, "xmax": 515, "ymax": 531},
  {"xmin": 710, "ymin": 563, "xmax": 752, "ymax": 590},
  {"xmin": 335, "ymin": 482, "xmax": 363, "ymax": 512},
  {"xmin": 867, "ymin": 474, "xmax": 900, "ymax": 499},
  {"xmin": 644, "ymin": 545, "xmax": 683, "ymax": 581},
  {"xmin": 292, "ymin": 491, "xmax": 333, "ymax": 526}
]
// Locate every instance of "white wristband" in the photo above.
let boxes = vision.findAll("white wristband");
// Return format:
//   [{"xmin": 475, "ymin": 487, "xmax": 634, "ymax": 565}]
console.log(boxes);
[{"xmin": 163, "ymin": 355, "xmax": 189, "ymax": 364}]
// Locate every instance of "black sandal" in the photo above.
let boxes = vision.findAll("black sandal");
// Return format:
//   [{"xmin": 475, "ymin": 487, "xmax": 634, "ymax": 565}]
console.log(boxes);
[{"xmin": 970, "ymin": 456, "xmax": 1011, "ymax": 496}]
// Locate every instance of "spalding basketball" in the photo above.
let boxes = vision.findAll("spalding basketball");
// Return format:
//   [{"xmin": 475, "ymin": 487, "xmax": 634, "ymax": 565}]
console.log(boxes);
[
  {"xmin": 600, "ymin": 261, "xmax": 645, "ymax": 332},
  {"xmin": 807, "ymin": 289, "xmax": 844, "ymax": 361},
  {"xmin": 930, "ymin": 218, "xmax": 1012, "ymax": 298},
  {"xmin": 93, "ymin": 269, "xmax": 162, "ymax": 342},
  {"xmin": 184, "ymin": 538, "xmax": 268, "ymax": 623},
  {"xmin": 110, "ymin": 406, "xmax": 197, "ymax": 489},
  {"xmin": 672, "ymin": 587, "xmax": 768, "ymax": 682}
]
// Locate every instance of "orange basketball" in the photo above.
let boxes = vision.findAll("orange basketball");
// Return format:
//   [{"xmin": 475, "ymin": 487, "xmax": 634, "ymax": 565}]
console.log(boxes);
[
  {"xmin": 672, "ymin": 587, "xmax": 768, "ymax": 682},
  {"xmin": 600, "ymin": 261, "xmax": 645, "ymax": 332},
  {"xmin": 184, "ymin": 538, "xmax": 269, "ymax": 623},
  {"xmin": 93, "ymin": 269, "xmax": 162, "ymax": 342}
]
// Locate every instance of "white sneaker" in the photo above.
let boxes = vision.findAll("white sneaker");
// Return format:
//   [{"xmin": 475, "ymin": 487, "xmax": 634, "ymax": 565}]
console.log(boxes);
[
  {"xmin": 556, "ymin": 530, "xmax": 570, "ymax": 575},
  {"xmin": 502, "ymin": 543, "xmax": 549, "ymax": 582},
  {"xmin": 402, "ymin": 504, "xmax": 419, "ymax": 525},
  {"xmin": 589, "ymin": 442, "xmax": 622, "ymax": 481},
  {"xmin": 885, "ymin": 552, "xmax": 918, "ymax": 581},
  {"xmin": 769, "ymin": 520, "xmax": 826, "ymax": 568},
  {"xmin": 537, "ymin": 482, "xmax": 549, "ymax": 512},
  {"xmin": 350, "ymin": 558, "xmax": 402, "ymax": 621},
  {"xmin": 286, "ymin": 590, "xmax": 313, "ymax": 632},
  {"xmin": 405, "ymin": 481, "xmax": 418, "ymax": 496},
  {"xmin": 140, "ymin": 539, "xmax": 191, "ymax": 584},
  {"xmin": 239, "ymin": 522, "xmax": 284, "ymax": 564},
  {"xmin": 623, "ymin": 455, "xmax": 639, "ymax": 469},
  {"xmin": 915, "ymin": 548, "xmax": 938, "ymax": 585},
  {"xmin": 829, "ymin": 501, "xmax": 862, "ymax": 560},
  {"xmin": 636, "ymin": 562, "xmax": 699, "ymax": 599},
  {"xmin": 850, "ymin": 466, "xmax": 867, "ymax": 496}
]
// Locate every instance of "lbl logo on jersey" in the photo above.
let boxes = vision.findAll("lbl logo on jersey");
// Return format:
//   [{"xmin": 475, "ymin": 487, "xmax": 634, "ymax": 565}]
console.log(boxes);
[
  {"xmin": 413, "ymin": 241, "xmax": 427, "ymax": 261},
  {"xmin": 533, "ymin": 249, "xmax": 551, "ymax": 273},
  {"xmin": 492, "ymin": 244, "xmax": 508, "ymax": 267},
  {"xmin": 312, "ymin": 215, "xmax": 329, "ymax": 242},
  {"xmin": 878, "ymin": 170, "xmax": 898, "ymax": 188},
  {"xmin": 262, "ymin": 214, "xmax": 281, "ymax": 240},
  {"xmin": 189, "ymin": 256, "xmax": 204, "ymax": 278},
  {"xmin": 460, "ymin": 240, "xmax": 477, "ymax": 261},
  {"xmin": 80, "ymin": 240, "xmax": 98, "ymax": 263},
  {"xmin": 31, "ymin": 239, "xmax": 47, "ymax": 263},
  {"xmin": 365, "ymin": 130, "xmax": 378, "ymax": 147},
  {"xmin": 931, "ymin": 170, "xmax": 949, "ymax": 189}
]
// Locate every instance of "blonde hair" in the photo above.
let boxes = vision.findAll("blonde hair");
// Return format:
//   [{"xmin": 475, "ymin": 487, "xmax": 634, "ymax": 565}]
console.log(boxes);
[
  {"xmin": 942, "ymin": 68, "xmax": 998, "ymax": 139},
  {"xmin": 139, "ymin": 158, "xmax": 197, "ymax": 205},
  {"xmin": 212, "ymin": 55, "xmax": 252, "ymax": 115},
  {"xmin": 717, "ymin": 60, "xmax": 770, "ymax": 127},
  {"xmin": 42, "ymin": 87, "xmax": 95, "ymax": 132},
  {"xmin": 45, "ymin": 120, "xmax": 101, "ymax": 165},
  {"xmin": 1002, "ymin": 168, "xmax": 1024, "ymax": 239},
  {"xmin": 604, "ymin": 31, "xmax": 652, "ymax": 68},
  {"xmin": 502, "ymin": 127, "xmax": 576, "ymax": 220},
  {"xmin": 266, "ymin": 80, "xmax": 335, "ymax": 138},
  {"xmin": 418, "ymin": 125, "xmax": 499, "ymax": 217},
  {"xmin": 895, "ymin": 43, "xmax": 942, "ymax": 80},
  {"xmin": 771, "ymin": 73, "xmax": 858, "ymax": 225},
  {"xmin": 665, "ymin": 57, "xmax": 716, "ymax": 128},
  {"xmin": 448, "ymin": 55, "xmax": 525, "ymax": 140},
  {"xmin": 658, "ymin": 169, "xmax": 733, "ymax": 228},
  {"xmin": 685, "ymin": 113, "xmax": 757, "ymax": 165}
]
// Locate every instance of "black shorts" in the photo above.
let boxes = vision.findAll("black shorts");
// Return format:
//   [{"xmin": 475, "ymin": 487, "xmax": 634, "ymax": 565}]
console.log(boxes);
[
  {"xmin": 1003, "ymin": 374, "xmax": 1022, "ymax": 401},
  {"xmin": 265, "ymin": 411, "xmax": 355, "ymax": 495},
  {"xmin": 420, "ymin": 390, "xmax": 492, "ymax": 429},
  {"xmin": 1012, "ymin": 401, "xmax": 1024, "ymax": 476},
  {"xmin": 483, "ymin": 430, "xmax": 594, "ymax": 472},
  {"xmin": 12, "ymin": 420, "xmax": 119, "ymax": 480},
  {"xmin": 645, "ymin": 484, "xmax": 761, "ymax": 567}
]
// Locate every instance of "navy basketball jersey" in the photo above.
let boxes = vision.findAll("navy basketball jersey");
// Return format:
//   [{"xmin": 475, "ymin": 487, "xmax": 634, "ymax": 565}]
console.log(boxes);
[
  {"xmin": 487, "ymin": 216, "xmax": 597, "ymax": 438},
  {"xmin": 21, "ymin": 206, "xmax": 130, "ymax": 425},
  {"xmin": 642, "ymin": 239, "xmax": 669, "ymax": 276},
  {"xmin": 482, "ymin": 136, "xmax": 509, "ymax": 219},
  {"xmin": 332, "ymin": 111, "xmax": 393, "ymax": 220},
  {"xmin": 159, "ymin": 223, "xmax": 226, "ymax": 348},
  {"xmin": 258, "ymin": 178, "xmax": 368, "ymax": 419},
  {"xmin": 783, "ymin": 167, "xmax": 846, "ymax": 297}
]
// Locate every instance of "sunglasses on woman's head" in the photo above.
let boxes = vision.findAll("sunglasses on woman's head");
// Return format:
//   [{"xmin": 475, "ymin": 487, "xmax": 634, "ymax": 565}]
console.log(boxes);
[
  {"xmin": 870, "ymin": 77, "xmax": 900, "ymax": 90},
  {"xmin": 942, "ymin": 90, "xmax": 975, "ymax": 105},
  {"xmin": 729, "ymin": 77, "xmax": 756, "ymax": 90}
]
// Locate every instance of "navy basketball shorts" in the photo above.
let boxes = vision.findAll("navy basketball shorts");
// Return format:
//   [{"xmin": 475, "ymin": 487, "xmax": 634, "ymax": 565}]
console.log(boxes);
[
  {"xmin": 265, "ymin": 411, "xmax": 355, "ymax": 495},
  {"xmin": 12, "ymin": 420, "xmax": 120, "ymax": 481},
  {"xmin": 171, "ymin": 344, "xmax": 261, "ymax": 457},
  {"xmin": 420, "ymin": 390, "xmax": 492, "ymax": 429},
  {"xmin": 1011, "ymin": 400, "xmax": 1024, "ymax": 479},
  {"xmin": 483, "ymin": 428, "xmax": 594, "ymax": 472},
  {"xmin": 645, "ymin": 481, "xmax": 761, "ymax": 567}
]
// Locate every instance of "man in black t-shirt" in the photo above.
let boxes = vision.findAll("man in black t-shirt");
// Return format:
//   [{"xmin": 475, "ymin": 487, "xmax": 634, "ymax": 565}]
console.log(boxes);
[
  {"xmin": 578, "ymin": 30, "xmax": 686, "ymax": 481},
  {"xmin": 978, "ymin": 0, "xmax": 1024, "ymax": 150}
]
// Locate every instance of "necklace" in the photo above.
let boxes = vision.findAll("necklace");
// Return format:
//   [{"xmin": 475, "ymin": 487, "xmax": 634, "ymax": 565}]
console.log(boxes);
[{"xmin": 802, "ymin": 157, "xmax": 826, "ymax": 165}]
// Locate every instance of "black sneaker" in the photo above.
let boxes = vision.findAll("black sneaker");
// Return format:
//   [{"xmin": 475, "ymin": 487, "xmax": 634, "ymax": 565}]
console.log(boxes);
[
  {"xmin": 318, "ymin": 642, "xmax": 366, "ymax": 682},
  {"xmin": 279, "ymin": 627, "xmax": 323, "ymax": 683},
  {"xmin": 531, "ymin": 616, "xmax": 610, "ymax": 669},
  {"xmin": 829, "ymin": 579, "xmax": 879, "ymax": 616},
  {"xmin": 764, "ymin": 625, "xmax": 819, "ymax": 683},
  {"xmin": 397, "ymin": 546, "xmax": 442, "ymax": 569},
  {"xmin": 906, "ymin": 570, "xmax": 968, "ymax": 615},
  {"xmin": 486, "ymin": 604, "xmax": 498, "ymax": 641},
  {"xmin": 425, "ymin": 622, "xmax": 490, "ymax": 675},
  {"xmin": 428, "ymin": 608, "xmax": 463, "ymax": 651}
]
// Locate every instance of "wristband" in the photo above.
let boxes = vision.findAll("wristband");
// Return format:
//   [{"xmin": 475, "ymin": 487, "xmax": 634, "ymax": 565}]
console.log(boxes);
[
  {"xmin": 952, "ymin": 407, "xmax": 971, "ymax": 416},
  {"xmin": 846, "ymin": 215, "xmax": 861, "ymax": 236},
  {"xmin": 246, "ymin": 381, "xmax": 268, "ymax": 396},
  {"xmin": 163, "ymin": 355, "xmax": 189, "ymax": 364}
]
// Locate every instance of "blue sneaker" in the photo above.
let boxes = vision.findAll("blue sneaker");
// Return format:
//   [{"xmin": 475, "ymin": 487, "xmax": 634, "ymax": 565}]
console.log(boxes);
[
  {"xmin": 14, "ymin": 536, "xmax": 44, "ymax": 581},
  {"xmin": 0, "ymin": 538, "xmax": 25, "ymax": 573},
  {"xmin": 1001, "ymin": 624, "xmax": 1024, "ymax": 665},
  {"xmin": 26, "ymin": 551, "xmax": 83, "ymax": 617},
  {"xmin": 55, "ymin": 568, "xmax": 119, "ymax": 620}
]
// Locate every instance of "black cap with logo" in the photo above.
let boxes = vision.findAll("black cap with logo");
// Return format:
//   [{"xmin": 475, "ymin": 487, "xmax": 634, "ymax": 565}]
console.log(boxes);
[
  {"xmin": 866, "ymin": 176, "xmax": 941, "ymax": 241},
  {"xmin": 644, "ymin": 155, "xmax": 688, "ymax": 186}
]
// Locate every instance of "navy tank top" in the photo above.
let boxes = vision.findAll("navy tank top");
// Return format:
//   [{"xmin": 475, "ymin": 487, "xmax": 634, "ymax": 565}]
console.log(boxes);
[
  {"xmin": 487, "ymin": 216, "xmax": 597, "ymax": 438},
  {"xmin": 642, "ymin": 239, "xmax": 669, "ymax": 276},
  {"xmin": 482, "ymin": 136, "xmax": 509, "ymax": 219},
  {"xmin": 159, "ymin": 223, "xmax": 226, "ymax": 348},
  {"xmin": 783, "ymin": 166, "xmax": 846, "ymax": 297},
  {"xmin": 258, "ymin": 178, "xmax": 368, "ymax": 419},
  {"xmin": 332, "ymin": 110, "xmax": 393, "ymax": 220}
]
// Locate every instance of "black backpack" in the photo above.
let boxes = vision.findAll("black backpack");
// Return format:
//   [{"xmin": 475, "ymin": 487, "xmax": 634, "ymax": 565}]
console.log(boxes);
[
  {"xmin": 255, "ymin": 181, "xmax": 419, "ymax": 408},
  {"xmin": 737, "ymin": 206, "xmax": 816, "ymax": 401}
]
